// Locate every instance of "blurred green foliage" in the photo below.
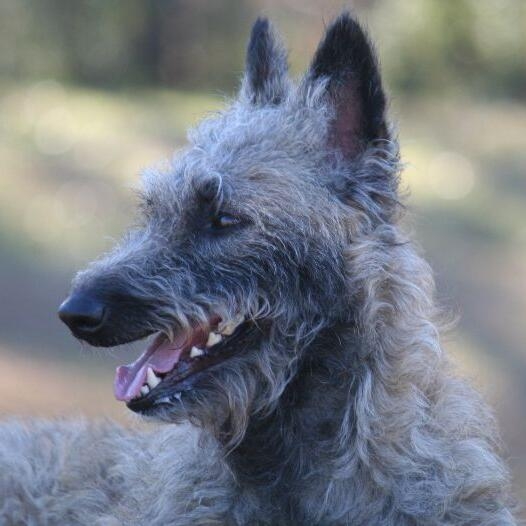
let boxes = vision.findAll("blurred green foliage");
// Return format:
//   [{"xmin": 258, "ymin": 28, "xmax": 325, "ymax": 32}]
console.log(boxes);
[
  {"xmin": 0, "ymin": 0, "xmax": 524, "ymax": 98},
  {"xmin": 372, "ymin": 0, "xmax": 526, "ymax": 99}
]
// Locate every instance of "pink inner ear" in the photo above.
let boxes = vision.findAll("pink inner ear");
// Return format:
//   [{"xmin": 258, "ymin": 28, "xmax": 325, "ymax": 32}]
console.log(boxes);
[{"xmin": 328, "ymin": 80, "xmax": 365, "ymax": 159}]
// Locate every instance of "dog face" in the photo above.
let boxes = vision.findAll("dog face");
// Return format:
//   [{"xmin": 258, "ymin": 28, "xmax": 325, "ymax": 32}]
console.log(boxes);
[{"xmin": 58, "ymin": 15, "xmax": 397, "ymax": 440}]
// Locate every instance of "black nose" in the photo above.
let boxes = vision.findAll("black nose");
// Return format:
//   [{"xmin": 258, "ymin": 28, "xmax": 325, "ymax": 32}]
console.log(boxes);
[{"xmin": 58, "ymin": 294, "xmax": 107, "ymax": 336}]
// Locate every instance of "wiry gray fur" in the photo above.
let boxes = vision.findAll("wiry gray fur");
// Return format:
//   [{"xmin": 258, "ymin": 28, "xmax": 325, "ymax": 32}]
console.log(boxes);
[{"xmin": 0, "ymin": 14, "xmax": 518, "ymax": 525}]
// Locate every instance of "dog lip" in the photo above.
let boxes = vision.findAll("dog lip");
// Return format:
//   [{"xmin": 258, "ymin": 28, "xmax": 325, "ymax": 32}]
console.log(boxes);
[{"xmin": 74, "ymin": 327, "xmax": 156, "ymax": 349}]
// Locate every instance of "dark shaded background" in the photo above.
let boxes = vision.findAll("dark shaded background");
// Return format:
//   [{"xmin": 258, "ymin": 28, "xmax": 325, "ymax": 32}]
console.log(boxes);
[{"xmin": 0, "ymin": 0, "xmax": 524, "ymax": 510}]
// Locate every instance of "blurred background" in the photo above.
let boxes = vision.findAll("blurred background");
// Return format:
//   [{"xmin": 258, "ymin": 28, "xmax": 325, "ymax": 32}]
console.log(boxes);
[{"xmin": 0, "ymin": 0, "xmax": 524, "ymax": 508}]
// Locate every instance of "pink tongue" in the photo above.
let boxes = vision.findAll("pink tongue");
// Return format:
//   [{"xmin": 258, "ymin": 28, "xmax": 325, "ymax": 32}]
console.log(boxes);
[{"xmin": 114, "ymin": 333, "xmax": 188, "ymax": 402}]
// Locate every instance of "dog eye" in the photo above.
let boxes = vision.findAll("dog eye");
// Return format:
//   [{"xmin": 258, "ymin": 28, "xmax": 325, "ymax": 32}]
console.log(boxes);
[{"xmin": 210, "ymin": 213, "xmax": 241, "ymax": 230}]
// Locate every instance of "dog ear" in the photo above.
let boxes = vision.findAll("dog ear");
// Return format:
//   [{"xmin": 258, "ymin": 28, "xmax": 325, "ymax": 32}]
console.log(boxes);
[
  {"xmin": 241, "ymin": 18, "xmax": 289, "ymax": 105},
  {"xmin": 305, "ymin": 13, "xmax": 389, "ymax": 158}
]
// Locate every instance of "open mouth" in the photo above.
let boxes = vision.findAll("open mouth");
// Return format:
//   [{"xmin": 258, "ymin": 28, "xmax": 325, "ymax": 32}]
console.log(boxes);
[{"xmin": 114, "ymin": 314, "xmax": 247, "ymax": 410}]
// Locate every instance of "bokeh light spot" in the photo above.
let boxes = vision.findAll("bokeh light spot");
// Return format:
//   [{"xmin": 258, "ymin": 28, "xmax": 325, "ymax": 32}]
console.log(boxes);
[
  {"xmin": 34, "ymin": 106, "xmax": 76, "ymax": 156},
  {"xmin": 427, "ymin": 151, "xmax": 476, "ymax": 200}
]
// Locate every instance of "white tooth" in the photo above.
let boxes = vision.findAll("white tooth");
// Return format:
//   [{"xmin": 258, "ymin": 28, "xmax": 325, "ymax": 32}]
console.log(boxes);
[
  {"xmin": 206, "ymin": 332, "xmax": 223, "ymax": 347},
  {"xmin": 220, "ymin": 321, "xmax": 238, "ymax": 335},
  {"xmin": 140, "ymin": 385, "xmax": 150, "ymax": 396},
  {"xmin": 174, "ymin": 392, "xmax": 182, "ymax": 402},
  {"xmin": 221, "ymin": 324, "xmax": 234, "ymax": 336},
  {"xmin": 146, "ymin": 367, "xmax": 161, "ymax": 389},
  {"xmin": 219, "ymin": 313, "xmax": 245, "ymax": 335},
  {"xmin": 190, "ymin": 346, "xmax": 204, "ymax": 358}
]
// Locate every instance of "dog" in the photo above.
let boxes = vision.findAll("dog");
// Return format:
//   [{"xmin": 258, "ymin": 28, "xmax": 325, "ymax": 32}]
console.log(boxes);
[{"xmin": 0, "ymin": 13, "xmax": 517, "ymax": 525}]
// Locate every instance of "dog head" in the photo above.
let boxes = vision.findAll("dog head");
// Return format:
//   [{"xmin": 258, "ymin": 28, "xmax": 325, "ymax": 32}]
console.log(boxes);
[{"xmin": 58, "ymin": 14, "xmax": 398, "ymax": 443}]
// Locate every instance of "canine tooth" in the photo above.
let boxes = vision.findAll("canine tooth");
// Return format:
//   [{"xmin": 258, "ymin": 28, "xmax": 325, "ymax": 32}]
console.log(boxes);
[
  {"xmin": 220, "ymin": 320, "xmax": 242, "ymax": 336},
  {"xmin": 146, "ymin": 367, "xmax": 161, "ymax": 389},
  {"xmin": 219, "ymin": 315, "xmax": 244, "ymax": 336},
  {"xmin": 220, "ymin": 325, "xmax": 234, "ymax": 336},
  {"xmin": 140, "ymin": 385, "xmax": 150, "ymax": 396},
  {"xmin": 173, "ymin": 392, "xmax": 182, "ymax": 402},
  {"xmin": 206, "ymin": 332, "xmax": 223, "ymax": 347},
  {"xmin": 190, "ymin": 346, "xmax": 204, "ymax": 358}
]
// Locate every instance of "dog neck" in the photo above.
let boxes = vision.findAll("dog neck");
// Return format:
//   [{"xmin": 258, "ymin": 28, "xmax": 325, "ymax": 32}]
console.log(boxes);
[{"xmin": 224, "ymin": 325, "xmax": 361, "ymax": 517}]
